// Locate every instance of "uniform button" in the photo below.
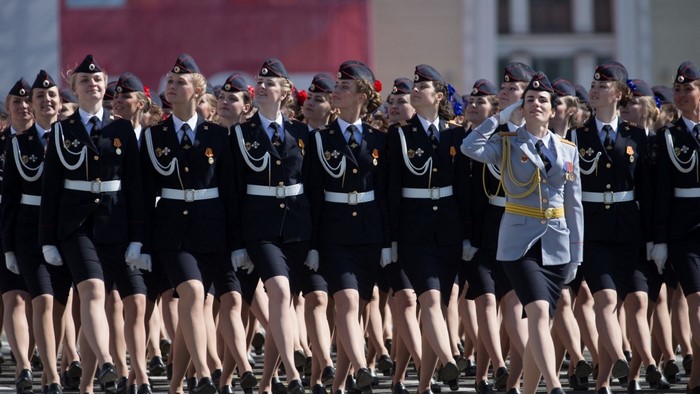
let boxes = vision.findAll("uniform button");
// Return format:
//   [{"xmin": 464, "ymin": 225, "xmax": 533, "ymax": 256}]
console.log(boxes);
[
  {"xmin": 541, "ymin": 220, "xmax": 546, "ymax": 224},
  {"xmin": 352, "ymin": 212, "xmax": 357, "ymax": 217},
  {"xmin": 432, "ymin": 168, "xmax": 438, "ymax": 172},
  {"xmin": 94, "ymin": 155, "xmax": 99, "ymax": 161},
  {"xmin": 184, "ymin": 167, "xmax": 189, "ymax": 172},
  {"xmin": 433, "ymin": 206, "xmax": 438, "ymax": 211},
  {"xmin": 606, "ymin": 184, "xmax": 612, "ymax": 189},
  {"xmin": 542, "ymin": 198, "xmax": 548, "ymax": 203},
  {"xmin": 606, "ymin": 163, "xmax": 612, "ymax": 168},
  {"xmin": 94, "ymin": 198, "xmax": 100, "ymax": 203},
  {"xmin": 605, "ymin": 205, "xmax": 611, "ymax": 210},
  {"xmin": 183, "ymin": 210, "xmax": 188, "ymax": 215},
  {"xmin": 276, "ymin": 160, "xmax": 282, "ymax": 165},
  {"xmin": 280, "ymin": 203, "xmax": 285, "ymax": 209},
  {"xmin": 352, "ymin": 168, "xmax": 358, "ymax": 174},
  {"xmin": 278, "ymin": 181, "xmax": 284, "ymax": 186}
]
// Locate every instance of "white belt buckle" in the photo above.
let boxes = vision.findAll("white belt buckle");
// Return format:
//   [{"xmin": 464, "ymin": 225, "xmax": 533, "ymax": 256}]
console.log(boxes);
[
  {"xmin": 184, "ymin": 189, "xmax": 196, "ymax": 202},
  {"xmin": 348, "ymin": 191, "xmax": 359, "ymax": 205},
  {"xmin": 430, "ymin": 187, "xmax": 441, "ymax": 200},
  {"xmin": 603, "ymin": 191, "xmax": 614, "ymax": 204},
  {"xmin": 275, "ymin": 185, "xmax": 286, "ymax": 199},
  {"xmin": 90, "ymin": 180, "xmax": 102, "ymax": 193}
]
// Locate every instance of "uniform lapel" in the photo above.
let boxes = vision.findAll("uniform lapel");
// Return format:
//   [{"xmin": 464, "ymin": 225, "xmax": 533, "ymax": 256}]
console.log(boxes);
[
  {"xmin": 330, "ymin": 120, "xmax": 358, "ymax": 167},
  {"xmin": 515, "ymin": 127, "xmax": 545, "ymax": 171},
  {"xmin": 252, "ymin": 113, "xmax": 281, "ymax": 160},
  {"xmin": 67, "ymin": 111, "xmax": 98, "ymax": 153}
]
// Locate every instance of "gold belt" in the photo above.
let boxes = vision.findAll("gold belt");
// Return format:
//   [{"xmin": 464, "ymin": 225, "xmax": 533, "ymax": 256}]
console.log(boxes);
[{"xmin": 505, "ymin": 202, "xmax": 565, "ymax": 219}]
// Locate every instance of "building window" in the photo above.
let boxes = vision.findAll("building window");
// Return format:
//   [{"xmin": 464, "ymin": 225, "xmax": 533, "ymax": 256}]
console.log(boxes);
[
  {"xmin": 530, "ymin": 0, "xmax": 572, "ymax": 33},
  {"xmin": 593, "ymin": 0, "xmax": 613, "ymax": 33},
  {"xmin": 532, "ymin": 58, "xmax": 575, "ymax": 82},
  {"xmin": 498, "ymin": 0, "xmax": 510, "ymax": 34}
]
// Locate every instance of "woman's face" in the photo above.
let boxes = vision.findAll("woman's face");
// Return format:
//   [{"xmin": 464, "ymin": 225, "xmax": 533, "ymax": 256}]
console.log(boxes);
[
  {"xmin": 113, "ymin": 91, "xmax": 143, "ymax": 120},
  {"xmin": 73, "ymin": 72, "xmax": 106, "ymax": 104},
  {"xmin": 217, "ymin": 91, "xmax": 249, "ymax": 122},
  {"xmin": 522, "ymin": 90, "xmax": 554, "ymax": 126},
  {"xmin": 588, "ymin": 80, "xmax": 621, "ymax": 110},
  {"xmin": 387, "ymin": 93, "xmax": 414, "ymax": 123},
  {"xmin": 165, "ymin": 74, "xmax": 197, "ymax": 105},
  {"xmin": 197, "ymin": 95, "xmax": 214, "ymax": 120},
  {"xmin": 410, "ymin": 80, "xmax": 442, "ymax": 110},
  {"xmin": 332, "ymin": 79, "xmax": 364, "ymax": 112},
  {"xmin": 254, "ymin": 77, "xmax": 286, "ymax": 107},
  {"xmin": 673, "ymin": 82, "xmax": 700, "ymax": 117},
  {"xmin": 498, "ymin": 82, "xmax": 525, "ymax": 109},
  {"xmin": 8, "ymin": 95, "xmax": 32, "ymax": 124},
  {"xmin": 302, "ymin": 92, "xmax": 333, "ymax": 123},
  {"xmin": 620, "ymin": 96, "xmax": 645, "ymax": 125},
  {"xmin": 31, "ymin": 87, "xmax": 61, "ymax": 119},
  {"xmin": 466, "ymin": 95, "xmax": 495, "ymax": 126}
]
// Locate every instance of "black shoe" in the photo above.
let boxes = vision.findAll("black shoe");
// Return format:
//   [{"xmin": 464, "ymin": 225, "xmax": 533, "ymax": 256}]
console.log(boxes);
[
  {"xmin": 167, "ymin": 363, "xmax": 173, "ymax": 380},
  {"xmin": 219, "ymin": 385, "xmax": 235, "ymax": 394},
  {"xmin": 464, "ymin": 359, "xmax": 476, "ymax": 377},
  {"xmin": 420, "ymin": 391, "xmax": 433, "ymax": 394},
  {"xmin": 685, "ymin": 354, "xmax": 693, "ymax": 375},
  {"xmin": 193, "ymin": 377, "xmax": 217, "ymax": 394},
  {"xmin": 391, "ymin": 382, "xmax": 408, "ymax": 394},
  {"xmin": 148, "ymin": 356, "xmax": 166, "ymax": 376},
  {"xmin": 211, "ymin": 369, "xmax": 223, "ymax": 388},
  {"xmin": 294, "ymin": 351, "xmax": 308, "ymax": 370},
  {"xmin": 617, "ymin": 376, "xmax": 628, "ymax": 388},
  {"xmin": 187, "ymin": 377, "xmax": 199, "ymax": 394},
  {"xmin": 430, "ymin": 378, "xmax": 441, "ymax": 393},
  {"xmin": 650, "ymin": 374, "xmax": 670, "ymax": 390},
  {"xmin": 439, "ymin": 362, "xmax": 459, "ymax": 383},
  {"xmin": 494, "ymin": 366, "xmax": 508, "ymax": 391},
  {"xmin": 67, "ymin": 360, "xmax": 82, "ymax": 378},
  {"xmin": 623, "ymin": 350, "xmax": 633, "ymax": 362},
  {"xmin": 273, "ymin": 378, "xmax": 287, "ymax": 394},
  {"xmin": 385, "ymin": 339, "xmax": 393, "ymax": 355},
  {"xmin": 596, "ymin": 388, "xmax": 612, "ymax": 394},
  {"xmin": 568, "ymin": 374, "xmax": 589, "ymax": 391},
  {"xmin": 475, "ymin": 380, "xmax": 495, "ymax": 394},
  {"xmin": 45, "ymin": 383, "xmax": 63, "ymax": 394},
  {"xmin": 137, "ymin": 384, "xmax": 153, "ymax": 394},
  {"xmin": 505, "ymin": 389, "xmax": 521, "ymax": 394},
  {"xmin": 575, "ymin": 360, "xmax": 593, "ymax": 378},
  {"xmin": 97, "ymin": 363, "xmax": 118, "ymax": 385},
  {"xmin": 128, "ymin": 384, "xmax": 137, "ymax": 394},
  {"xmin": 446, "ymin": 379, "xmax": 459, "ymax": 392},
  {"xmin": 287, "ymin": 379, "xmax": 305, "ymax": 394},
  {"xmin": 160, "ymin": 338, "xmax": 172, "ymax": 357},
  {"xmin": 252, "ymin": 332, "xmax": 265, "ymax": 355},
  {"xmin": 377, "ymin": 355, "xmax": 393, "ymax": 374},
  {"xmin": 627, "ymin": 380, "xmax": 641, "ymax": 394},
  {"xmin": 355, "ymin": 369, "xmax": 373, "ymax": 391},
  {"xmin": 612, "ymin": 359, "xmax": 630, "ymax": 379},
  {"xmin": 454, "ymin": 355, "xmax": 468, "ymax": 372},
  {"xmin": 31, "ymin": 350, "xmax": 43, "ymax": 371},
  {"xmin": 663, "ymin": 359, "xmax": 681, "ymax": 381},
  {"xmin": 344, "ymin": 375, "xmax": 359, "ymax": 394},
  {"xmin": 550, "ymin": 388, "xmax": 565, "ymax": 394},
  {"xmin": 240, "ymin": 371, "xmax": 257, "ymax": 390},
  {"xmin": 61, "ymin": 371, "xmax": 79, "ymax": 390},
  {"xmin": 311, "ymin": 384, "xmax": 326, "ymax": 394},
  {"xmin": 645, "ymin": 364, "xmax": 662, "ymax": 386},
  {"xmin": 321, "ymin": 366, "xmax": 335, "ymax": 386},
  {"xmin": 16, "ymin": 369, "xmax": 33, "ymax": 392},
  {"xmin": 304, "ymin": 357, "xmax": 313, "ymax": 376}
]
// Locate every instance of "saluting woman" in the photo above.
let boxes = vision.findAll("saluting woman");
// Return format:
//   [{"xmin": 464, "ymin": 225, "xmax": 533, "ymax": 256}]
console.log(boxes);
[
  {"xmin": 462, "ymin": 71, "xmax": 583, "ymax": 394},
  {"xmin": 38, "ymin": 55, "xmax": 146, "ymax": 393}
]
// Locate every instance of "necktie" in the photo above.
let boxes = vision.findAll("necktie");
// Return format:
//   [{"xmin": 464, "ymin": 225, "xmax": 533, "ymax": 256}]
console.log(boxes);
[
  {"xmin": 40, "ymin": 133, "xmax": 48, "ymax": 148},
  {"xmin": 693, "ymin": 124, "xmax": 700, "ymax": 141},
  {"xmin": 270, "ymin": 122, "xmax": 283, "ymax": 154},
  {"xmin": 347, "ymin": 124, "xmax": 360, "ymax": 153},
  {"xmin": 602, "ymin": 124, "xmax": 614, "ymax": 150},
  {"xmin": 89, "ymin": 116, "xmax": 101, "ymax": 141},
  {"xmin": 180, "ymin": 123, "xmax": 192, "ymax": 150},
  {"xmin": 428, "ymin": 124, "xmax": 439, "ymax": 150},
  {"xmin": 536, "ymin": 140, "xmax": 552, "ymax": 172}
]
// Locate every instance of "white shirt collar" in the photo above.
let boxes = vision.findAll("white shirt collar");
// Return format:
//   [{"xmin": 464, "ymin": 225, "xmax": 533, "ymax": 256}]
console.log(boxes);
[
  {"xmin": 258, "ymin": 112, "xmax": 284, "ymax": 132},
  {"xmin": 172, "ymin": 113, "xmax": 198, "ymax": 133},
  {"xmin": 682, "ymin": 116, "xmax": 700, "ymax": 133},
  {"xmin": 78, "ymin": 107, "xmax": 104, "ymax": 126},
  {"xmin": 527, "ymin": 129, "xmax": 553, "ymax": 150},
  {"xmin": 35, "ymin": 122, "xmax": 51, "ymax": 138},
  {"xmin": 337, "ymin": 117, "xmax": 363, "ymax": 135},
  {"xmin": 507, "ymin": 120, "xmax": 524, "ymax": 132},
  {"xmin": 417, "ymin": 114, "xmax": 441, "ymax": 135},
  {"xmin": 595, "ymin": 116, "xmax": 619, "ymax": 134}
]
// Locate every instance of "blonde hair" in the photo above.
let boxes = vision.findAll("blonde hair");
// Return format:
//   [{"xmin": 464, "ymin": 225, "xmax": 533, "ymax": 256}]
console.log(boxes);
[
  {"xmin": 278, "ymin": 77, "xmax": 294, "ymax": 107},
  {"xmin": 355, "ymin": 79, "xmax": 382, "ymax": 117},
  {"xmin": 635, "ymin": 96, "xmax": 660, "ymax": 130},
  {"xmin": 557, "ymin": 95, "xmax": 580, "ymax": 131}
]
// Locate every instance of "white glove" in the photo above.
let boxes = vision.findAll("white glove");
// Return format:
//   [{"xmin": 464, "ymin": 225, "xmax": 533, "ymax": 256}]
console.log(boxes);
[
  {"xmin": 305, "ymin": 249, "xmax": 319, "ymax": 272},
  {"xmin": 391, "ymin": 241, "xmax": 398, "ymax": 262},
  {"xmin": 646, "ymin": 242, "xmax": 653, "ymax": 261},
  {"xmin": 5, "ymin": 252, "xmax": 19, "ymax": 275},
  {"xmin": 564, "ymin": 265, "xmax": 578, "ymax": 284},
  {"xmin": 136, "ymin": 253, "xmax": 152, "ymax": 272},
  {"xmin": 241, "ymin": 255, "xmax": 255, "ymax": 275},
  {"xmin": 42, "ymin": 245, "xmax": 63, "ymax": 266},
  {"xmin": 462, "ymin": 239, "xmax": 478, "ymax": 262},
  {"xmin": 498, "ymin": 99, "xmax": 523, "ymax": 125},
  {"xmin": 231, "ymin": 249, "xmax": 248, "ymax": 272},
  {"xmin": 651, "ymin": 243, "xmax": 668, "ymax": 275},
  {"xmin": 124, "ymin": 242, "xmax": 142, "ymax": 264},
  {"xmin": 380, "ymin": 248, "xmax": 393, "ymax": 268}
]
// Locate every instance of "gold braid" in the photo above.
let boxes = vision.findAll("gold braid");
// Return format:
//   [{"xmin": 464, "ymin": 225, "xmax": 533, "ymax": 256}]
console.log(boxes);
[{"xmin": 499, "ymin": 135, "xmax": 542, "ymax": 200}]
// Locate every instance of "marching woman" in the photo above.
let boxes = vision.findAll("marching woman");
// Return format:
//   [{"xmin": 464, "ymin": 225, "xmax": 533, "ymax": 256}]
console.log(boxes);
[
  {"xmin": 652, "ymin": 61, "xmax": 700, "ymax": 393},
  {"xmin": 1, "ymin": 70, "xmax": 72, "ymax": 394},
  {"xmin": 38, "ymin": 54, "xmax": 146, "ymax": 393},
  {"xmin": 386, "ymin": 78, "xmax": 415, "ymax": 125},
  {"xmin": 1, "ymin": 77, "xmax": 36, "ymax": 394},
  {"xmin": 306, "ymin": 61, "xmax": 388, "ymax": 394},
  {"xmin": 462, "ymin": 71, "xmax": 583, "ymax": 394},
  {"xmin": 229, "ymin": 58, "xmax": 310, "ymax": 394},
  {"xmin": 217, "ymin": 72, "xmax": 254, "ymax": 129},
  {"xmin": 387, "ymin": 64, "xmax": 467, "ymax": 394},
  {"xmin": 569, "ymin": 61, "xmax": 656, "ymax": 393}
]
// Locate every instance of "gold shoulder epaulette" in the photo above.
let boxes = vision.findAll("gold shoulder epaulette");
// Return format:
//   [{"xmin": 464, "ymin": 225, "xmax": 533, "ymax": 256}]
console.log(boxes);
[
  {"xmin": 398, "ymin": 121, "xmax": 409, "ymax": 127},
  {"xmin": 498, "ymin": 131, "xmax": 517, "ymax": 136},
  {"xmin": 559, "ymin": 139, "xmax": 576, "ymax": 147}
]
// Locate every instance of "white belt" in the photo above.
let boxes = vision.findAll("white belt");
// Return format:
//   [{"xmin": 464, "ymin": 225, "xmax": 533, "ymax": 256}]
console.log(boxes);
[
  {"xmin": 581, "ymin": 190, "xmax": 634, "ymax": 204},
  {"xmin": 64, "ymin": 179, "xmax": 121, "ymax": 193},
  {"xmin": 161, "ymin": 187, "xmax": 219, "ymax": 202},
  {"xmin": 674, "ymin": 188, "xmax": 700, "ymax": 198},
  {"xmin": 324, "ymin": 190, "xmax": 375, "ymax": 205},
  {"xmin": 401, "ymin": 186, "xmax": 453, "ymax": 200},
  {"xmin": 246, "ymin": 183, "xmax": 304, "ymax": 198},
  {"xmin": 20, "ymin": 194, "xmax": 41, "ymax": 206},
  {"xmin": 488, "ymin": 195, "xmax": 506, "ymax": 207}
]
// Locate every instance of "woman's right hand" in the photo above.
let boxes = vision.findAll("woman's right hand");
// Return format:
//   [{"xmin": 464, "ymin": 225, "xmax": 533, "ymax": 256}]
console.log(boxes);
[{"xmin": 498, "ymin": 99, "xmax": 523, "ymax": 125}]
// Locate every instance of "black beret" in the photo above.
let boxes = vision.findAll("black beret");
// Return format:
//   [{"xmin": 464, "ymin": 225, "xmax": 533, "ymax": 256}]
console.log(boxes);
[
  {"xmin": 652, "ymin": 85, "xmax": 673, "ymax": 104},
  {"xmin": 628, "ymin": 79, "xmax": 653, "ymax": 97},
  {"xmin": 414, "ymin": 64, "xmax": 444, "ymax": 84},
  {"xmin": 222, "ymin": 72, "xmax": 249, "ymax": 93},
  {"xmin": 115, "ymin": 72, "xmax": 144, "ymax": 94},
  {"xmin": 171, "ymin": 54, "xmax": 200, "ymax": 74},
  {"xmin": 73, "ymin": 54, "xmax": 102, "ymax": 74},
  {"xmin": 8, "ymin": 78, "xmax": 31, "ymax": 97},
  {"xmin": 525, "ymin": 72, "xmax": 554, "ymax": 95},
  {"xmin": 308, "ymin": 73, "xmax": 335, "ymax": 93},
  {"xmin": 337, "ymin": 60, "xmax": 375, "ymax": 83},
  {"xmin": 60, "ymin": 89, "xmax": 77, "ymax": 104},
  {"xmin": 104, "ymin": 81, "xmax": 117, "ymax": 101},
  {"xmin": 259, "ymin": 58, "xmax": 288, "ymax": 79},
  {"xmin": 593, "ymin": 61, "xmax": 628, "ymax": 83},
  {"xmin": 390, "ymin": 78, "xmax": 412, "ymax": 95},
  {"xmin": 675, "ymin": 61, "xmax": 700, "ymax": 84},
  {"xmin": 470, "ymin": 79, "xmax": 498, "ymax": 96},
  {"xmin": 574, "ymin": 84, "xmax": 589, "ymax": 104},
  {"xmin": 551, "ymin": 78, "xmax": 576, "ymax": 98},
  {"xmin": 31, "ymin": 70, "xmax": 57, "ymax": 90},
  {"xmin": 503, "ymin": 62, "xmax": 535, "ymax": 83}
]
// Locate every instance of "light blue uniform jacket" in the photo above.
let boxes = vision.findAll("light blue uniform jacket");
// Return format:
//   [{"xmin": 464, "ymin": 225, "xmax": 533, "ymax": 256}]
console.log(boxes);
[{"xmin": 461, "ymin": 117, "xmax": 583, "ymax": 266}]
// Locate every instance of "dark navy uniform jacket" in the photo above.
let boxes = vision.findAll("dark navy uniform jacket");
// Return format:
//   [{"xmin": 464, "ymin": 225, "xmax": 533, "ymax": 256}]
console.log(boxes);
[
  {"xmin": 229, "ymin": 112, "xmax": 311, "ymax": 248},
  {"xmin": 387, "ymin": 115, "xmax": 470, "ymax": 246},
  {"xmin": 140, "ymin": 115, "xmax": 236, "ymax": 254},
  {"xmin": 307, "ymin": 119, "xmax": 389, "ymax": 249},
  {"xmin": 39, "ymin": 111, "xmax": 144, "ymax": 246}
]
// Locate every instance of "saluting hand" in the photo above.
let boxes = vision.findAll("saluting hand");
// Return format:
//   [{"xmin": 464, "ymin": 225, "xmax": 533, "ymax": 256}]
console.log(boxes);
[
  {"xmin": 42, "ymin": 245, "xmax": 63, "ymax": 266},
  {"xmin": 4, "ymin": 252, "xmax": 19, "ymax": 275},
  {"xmin": 498, "ymin": 99, "xmax": 523, "ymax": 125},
  {"xmin": 305, "ymin": 250, "xmax": 320, "ymax": 272},
  {"xmin": 651, "ymin": 243, "xmax": 668, "ymax": 275}
]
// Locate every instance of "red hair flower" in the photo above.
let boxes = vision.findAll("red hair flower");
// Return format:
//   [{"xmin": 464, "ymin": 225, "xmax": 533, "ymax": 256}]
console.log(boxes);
[
  {"xmin": 144, "ymin": 85, "xmax": 151, "ymax": 98},
  {"xmin": 296, "ymin": 90, "xmax": 308, "ymax": 106},
  {"xmin": 374, "ymin": 80, "xmax": 382, "ymax": 92},
  {"xmin": 247, "ymin": 85, "xmax": 255, "ymax": 99}
]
